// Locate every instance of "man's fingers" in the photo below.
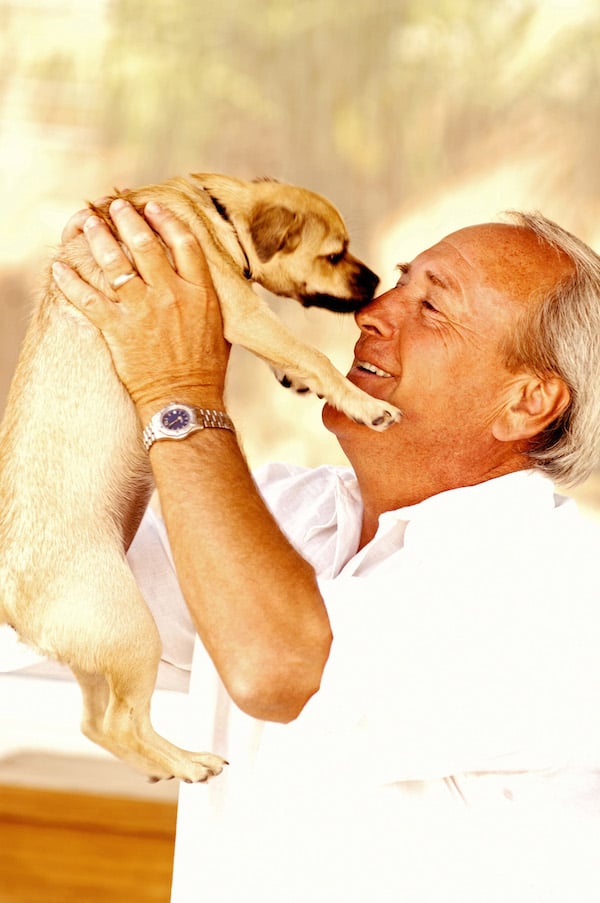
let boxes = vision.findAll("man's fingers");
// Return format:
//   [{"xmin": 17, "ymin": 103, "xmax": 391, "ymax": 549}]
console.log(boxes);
[
  {"xmin": 79, "ymin": 198, "xmax": 210, "ymax": 292},
  {"xmin": 143, "ymin": 201, "xmax": 212, "ymax": 286},
  {"xmin": 61, "ymin": 208, "xmax": 92, "ymax": 244},
  {"xmin": 51, "ymin": 261, "xmax": 116, "ymax": 328},
  {"xmin": 61, "ymin": 197, "xmax": 113, "ymax": 244},
  {"xmin": 82, "ymin": 211, "xmax": 145, "ymax": 296},
  {"xmin": 106, "ymin": 199, "xmax": 176, "ymax": 287}
]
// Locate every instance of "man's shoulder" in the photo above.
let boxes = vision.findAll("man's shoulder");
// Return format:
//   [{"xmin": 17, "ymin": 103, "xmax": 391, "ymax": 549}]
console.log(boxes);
[
  {"xmin": 254, "ymin": 461, "xmax": 356, "ymax": 503},
  {"xmin": 552, "ymin": 495, "xmax": 600, "ymax": 559},
  {"xmin": 252, "ymin": 462, "xmax": 360, "ymax": 566}
]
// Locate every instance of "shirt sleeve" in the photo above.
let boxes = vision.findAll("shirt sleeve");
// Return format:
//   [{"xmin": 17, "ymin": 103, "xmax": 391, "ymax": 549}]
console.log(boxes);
[{"xmin": 126, "ymin": 506, "xmax": 196, "ymax": 675}]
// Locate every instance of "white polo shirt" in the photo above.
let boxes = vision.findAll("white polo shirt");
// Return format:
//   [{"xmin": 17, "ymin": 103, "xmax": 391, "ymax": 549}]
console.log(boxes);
[{"xmin": 134, "ymin": 465, "xmax": 600, "ymax": 902}]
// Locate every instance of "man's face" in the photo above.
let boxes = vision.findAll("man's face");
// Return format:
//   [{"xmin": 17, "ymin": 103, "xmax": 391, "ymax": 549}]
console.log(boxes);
[{"xmin": 324, "ymin": 223, "xmax": 571, "ymax": 474}]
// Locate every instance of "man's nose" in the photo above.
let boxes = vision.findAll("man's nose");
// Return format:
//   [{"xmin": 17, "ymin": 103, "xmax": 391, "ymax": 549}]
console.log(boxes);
[{"xmin": 355, "ymin": 288, "xmax": 399, "ymax": 337}]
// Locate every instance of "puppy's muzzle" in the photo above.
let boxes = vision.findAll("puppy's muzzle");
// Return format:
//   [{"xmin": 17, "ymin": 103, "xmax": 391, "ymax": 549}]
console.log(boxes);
[{"xmin": 301, "ymin": 264, "xmax": 379, "ymax": 313}]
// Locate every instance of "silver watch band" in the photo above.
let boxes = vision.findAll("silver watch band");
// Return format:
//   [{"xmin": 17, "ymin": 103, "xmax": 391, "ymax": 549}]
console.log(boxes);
[{"xmin": 143, "ymin": 406, "xmax": 235, "ymax": 452}]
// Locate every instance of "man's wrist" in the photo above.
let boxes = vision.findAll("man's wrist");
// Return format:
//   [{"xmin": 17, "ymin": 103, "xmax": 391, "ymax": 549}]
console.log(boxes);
[
  {"xmin": 136, "ymin": 394, "xmax": 227, "ymax": 428},
  {"xmin": 142, "ymin": 402, "xmax": 234, "ymax": 452}
]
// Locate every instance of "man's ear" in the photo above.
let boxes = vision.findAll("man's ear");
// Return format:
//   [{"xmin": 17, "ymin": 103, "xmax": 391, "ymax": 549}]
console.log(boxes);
[
  {"xmin": 492, "ymin": 374, "xmax": 571, "ymax": 443},
  {"xmin": 248, "ymin": 204, "xmax": 304, "ymax": 262}
]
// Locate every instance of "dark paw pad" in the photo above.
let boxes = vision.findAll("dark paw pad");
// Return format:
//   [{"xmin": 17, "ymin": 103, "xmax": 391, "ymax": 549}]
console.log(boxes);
[{"xmin": 372, "ymin": 411, "xmax": 395, "ymax": 427}]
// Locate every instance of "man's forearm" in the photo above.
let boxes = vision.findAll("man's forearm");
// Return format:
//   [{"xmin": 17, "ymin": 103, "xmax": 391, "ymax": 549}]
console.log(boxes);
[{"xmin": 147, "ymin": 428, "xmax": 333, "ymax": 723}]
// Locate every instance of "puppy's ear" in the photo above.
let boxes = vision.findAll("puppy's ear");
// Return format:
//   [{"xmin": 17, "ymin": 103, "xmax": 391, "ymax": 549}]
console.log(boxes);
[{"xmin": 248, "ymin": 204, "xmax": 304, "ymax": 262}]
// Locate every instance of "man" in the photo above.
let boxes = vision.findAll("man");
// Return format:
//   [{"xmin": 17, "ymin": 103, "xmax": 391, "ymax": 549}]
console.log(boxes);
[{"xmin": 53, "ymin": 201, "xmax": 600, "ymax": 901}]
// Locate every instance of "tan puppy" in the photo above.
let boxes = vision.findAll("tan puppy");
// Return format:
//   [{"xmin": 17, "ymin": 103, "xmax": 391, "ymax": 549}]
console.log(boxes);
[{"xmin": 0, "ymin": 174, "xmax": 400, "ymax": 782}]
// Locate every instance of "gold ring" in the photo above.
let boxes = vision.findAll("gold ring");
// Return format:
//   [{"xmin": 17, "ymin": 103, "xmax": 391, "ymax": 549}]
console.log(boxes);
[{"xmin": 110, "ymin": 272, "xmax": 137, "ymax": 291}]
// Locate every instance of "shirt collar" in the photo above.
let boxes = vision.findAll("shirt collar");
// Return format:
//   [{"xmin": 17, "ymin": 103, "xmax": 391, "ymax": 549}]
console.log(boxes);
[
  {"xmin": 379, "ymin": 469, "xmax": 558, "ymax": 530},
  {"xmin": 334, "ymin": 469, "xmax": 560, "ymax": 577}
]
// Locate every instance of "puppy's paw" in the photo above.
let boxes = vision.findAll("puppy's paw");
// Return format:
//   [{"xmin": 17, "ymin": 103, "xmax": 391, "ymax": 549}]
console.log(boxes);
[
  {"xmin": 271, "ymin": 366, "xmax": 401, "ymax": 430},
  {"xmin": 150, "ymin": 752, "xmax": 228, "ymax": 784},
  {"xmin": 181, "ymin": 752, "xmax": 228, "ymax": 784},
  {"xmin": 273, "ymin": 368, "xmax": 312, "ymax": 395},
  {"xmin": 346, "ymin": 396, "xmax": 402, "ymax": 431}
]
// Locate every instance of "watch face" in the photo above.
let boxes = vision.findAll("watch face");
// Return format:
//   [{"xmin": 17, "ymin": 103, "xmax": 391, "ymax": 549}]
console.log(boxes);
[{"xmin": 161, "ymin": 407, "xmax": 192, "ymax": 431}]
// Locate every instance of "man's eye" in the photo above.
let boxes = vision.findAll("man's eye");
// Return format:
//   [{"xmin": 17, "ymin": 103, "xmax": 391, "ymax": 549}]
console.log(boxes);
[{"xmin": 422, "ymin": 299, "xmax": 438, "ymax": 312}]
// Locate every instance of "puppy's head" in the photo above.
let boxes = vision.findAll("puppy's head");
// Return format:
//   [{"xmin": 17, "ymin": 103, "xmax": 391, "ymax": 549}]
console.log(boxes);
[{"xmin": 193, "ymin": 175, "xmax": 379, "ymax": 312}]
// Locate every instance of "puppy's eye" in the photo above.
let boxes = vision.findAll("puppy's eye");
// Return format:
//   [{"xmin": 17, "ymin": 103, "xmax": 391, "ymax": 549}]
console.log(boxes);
[{"xmin": 326, "ymin": 251, "xmax": 345, "ymax": 265}]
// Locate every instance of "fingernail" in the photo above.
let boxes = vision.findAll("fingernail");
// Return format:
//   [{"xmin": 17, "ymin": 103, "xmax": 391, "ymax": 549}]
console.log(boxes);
[
  {"xmin": 52, "ymin": 261, "xmax": 69, "ymax": 279},
  {"xmin": 110, "ymin": 198, "xmax": 130, "ymax": 213},
  {"xmin": 145, "ymin": 201, "xmax": 163, "ymax": 215},
  {"xmin": 83, "ymin": 214, "xmax": 101, "ymax": 232}
]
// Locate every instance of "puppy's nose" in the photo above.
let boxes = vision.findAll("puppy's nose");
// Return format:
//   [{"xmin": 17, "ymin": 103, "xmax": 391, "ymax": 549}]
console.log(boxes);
[{"xmin": 352, "ymin": 266, "xmax": 380, "ymax": 307}]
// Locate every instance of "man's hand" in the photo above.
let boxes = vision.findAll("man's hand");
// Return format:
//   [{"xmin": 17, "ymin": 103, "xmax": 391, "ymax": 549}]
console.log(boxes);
[{"xmin": 52, "ymin": 199, "xmax": 230, "ymax": 420}]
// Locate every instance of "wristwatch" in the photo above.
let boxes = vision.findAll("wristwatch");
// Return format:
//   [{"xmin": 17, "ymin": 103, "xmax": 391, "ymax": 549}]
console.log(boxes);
[{"xmin": 142, "ymin": 403, "xmax": 235, "ymax": 452}]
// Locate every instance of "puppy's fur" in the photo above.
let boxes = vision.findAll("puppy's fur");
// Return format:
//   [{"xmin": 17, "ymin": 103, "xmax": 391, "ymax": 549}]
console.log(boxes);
[{"xmin": 0, "ymin": 174, "xmax": 400, "ymax": 781}]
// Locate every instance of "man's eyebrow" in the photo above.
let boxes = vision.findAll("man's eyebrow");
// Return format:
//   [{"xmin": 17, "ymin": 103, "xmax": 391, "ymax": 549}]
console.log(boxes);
[
  {"xmin": 396, "ymin": 262, "xmax": 458, "ymax": 293},
  {"xmin": 425, "ymin": 269, "xmax": 456, "ymax": 291}
]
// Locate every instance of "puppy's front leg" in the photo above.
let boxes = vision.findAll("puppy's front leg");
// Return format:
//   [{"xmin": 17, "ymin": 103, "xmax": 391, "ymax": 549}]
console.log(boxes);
[{"xmin": 213, "ymin": 268, "xmax": 401, "ymax": 431}]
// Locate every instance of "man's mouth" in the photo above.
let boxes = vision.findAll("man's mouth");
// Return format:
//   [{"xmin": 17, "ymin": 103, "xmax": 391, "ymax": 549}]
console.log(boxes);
[{"xmin": 354, "ymin": 359, "xmax": 393, "ymax": 378}]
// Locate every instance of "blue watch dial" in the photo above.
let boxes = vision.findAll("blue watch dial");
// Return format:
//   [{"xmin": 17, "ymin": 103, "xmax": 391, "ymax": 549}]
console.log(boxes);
[{"xmin": 161, "ymin": 407, "xmax": 192, "ymax": 430}]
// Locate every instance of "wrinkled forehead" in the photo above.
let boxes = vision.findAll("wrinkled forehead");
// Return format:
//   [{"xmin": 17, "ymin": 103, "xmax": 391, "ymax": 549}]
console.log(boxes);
[{"xmin": 436, "ymin": 223, "xmax": 574, "ymax": 303}]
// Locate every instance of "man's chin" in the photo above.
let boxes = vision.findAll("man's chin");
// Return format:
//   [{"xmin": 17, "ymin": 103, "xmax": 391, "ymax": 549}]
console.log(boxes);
[
  {"xmin": 321, "ymin": 401, "xmax": 338, "ymax": 434},
  {"xmin": 321, "ymin": 401, "xmax": 370, "ymax": 437}
]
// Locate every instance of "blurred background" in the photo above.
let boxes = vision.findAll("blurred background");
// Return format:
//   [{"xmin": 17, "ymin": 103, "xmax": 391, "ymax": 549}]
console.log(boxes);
[
  {"xmin": 1, "ymin": 0, "xmax": 600, "ymax": 483},
  {"xmin": 2, "ymin": 4, "xmax": 600, "ymax": 898}
]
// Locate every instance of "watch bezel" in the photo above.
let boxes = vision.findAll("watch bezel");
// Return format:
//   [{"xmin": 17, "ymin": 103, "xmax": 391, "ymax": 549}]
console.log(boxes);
[
  {"xmin": 155, "ymin": 403, "xmax": 199, "ymax": 438},
  {"xmin": 143, "ymin": 404, "xmax": 234, "ymax": 452}
]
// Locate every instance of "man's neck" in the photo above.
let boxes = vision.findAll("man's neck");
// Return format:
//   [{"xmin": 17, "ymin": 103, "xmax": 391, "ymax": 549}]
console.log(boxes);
[{"xmin": 350, "ymin": 451, "xmax": 530, "ymax": 549}]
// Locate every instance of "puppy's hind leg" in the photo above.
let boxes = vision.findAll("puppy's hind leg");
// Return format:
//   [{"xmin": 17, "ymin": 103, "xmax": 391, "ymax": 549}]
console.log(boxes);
[
  {"xmin": 71, "ymin": 667, "xmax": 136, "ymax": 766},
  {"xmin": 88, "ymin": 576, "xmax": 225, "ymax": 782},
  {"xmin": 100, "ymin": 629, "xmax": 226, "ymax": 783},
  {"xmin": 72, "ymin": 668, "xmax": 111, "ymax": 747},
  {"xmin": 66, "ymin": 563, "xmax": 225, "ymax": 782}
]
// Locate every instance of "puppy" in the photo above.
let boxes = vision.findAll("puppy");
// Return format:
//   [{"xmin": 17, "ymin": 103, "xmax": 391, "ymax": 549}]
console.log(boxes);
[{"xmin": 0, "ymin": 174, "xmax": 400, "ymax": 782}]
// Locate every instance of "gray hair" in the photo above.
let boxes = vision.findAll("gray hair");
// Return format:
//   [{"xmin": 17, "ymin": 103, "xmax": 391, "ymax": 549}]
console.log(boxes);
[{"xmin": 501, "ymin": 211, "xmax": 600, "ymax": 487}]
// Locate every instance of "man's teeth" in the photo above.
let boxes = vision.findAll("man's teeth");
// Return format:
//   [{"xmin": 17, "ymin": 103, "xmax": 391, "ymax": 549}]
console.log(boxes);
[{"xmin": 356, "ymin": 360, "xmax": 392, "ymax": 378}]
